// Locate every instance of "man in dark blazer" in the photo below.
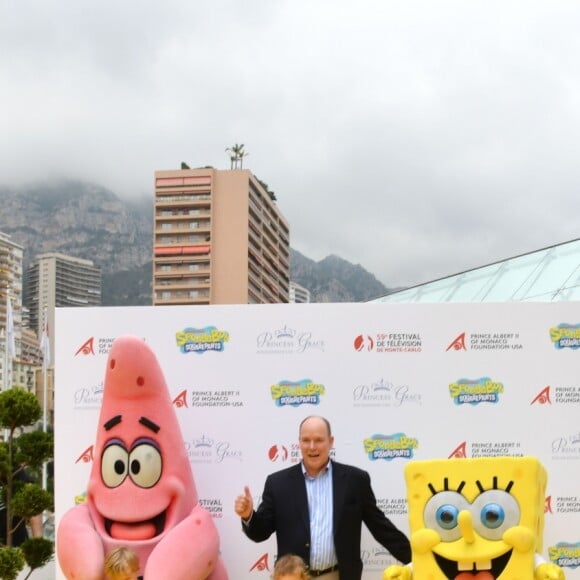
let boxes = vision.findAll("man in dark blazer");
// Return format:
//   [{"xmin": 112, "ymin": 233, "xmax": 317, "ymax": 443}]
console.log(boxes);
[{"xmin": 235, "ymin": 416, "xmax": 411, "ymax": 580}]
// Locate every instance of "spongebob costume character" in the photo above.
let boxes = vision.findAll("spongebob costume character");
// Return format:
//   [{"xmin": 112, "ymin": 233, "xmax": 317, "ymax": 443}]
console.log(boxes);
[{"xmin": 383, "ymin": 456, "xmax": 564, "ymax": 580}]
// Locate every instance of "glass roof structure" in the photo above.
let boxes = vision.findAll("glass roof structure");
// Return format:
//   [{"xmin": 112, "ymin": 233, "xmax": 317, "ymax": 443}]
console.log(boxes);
[{"xmin": 371, "ymin": 238, "xmax": 580, "ymax": 303}]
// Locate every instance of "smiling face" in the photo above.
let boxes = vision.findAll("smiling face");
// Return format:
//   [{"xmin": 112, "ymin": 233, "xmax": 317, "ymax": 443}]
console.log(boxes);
[
  {"xmin": 299, "ymin": 416, "xmax": 334, "ymax": 477},
  {"xmin": 405, "ymin": 456, "xmax": 547, "ymax": 580},
  {"xmin": 87, "ymin": 336, "xmax": 196, "ymax": 546}
]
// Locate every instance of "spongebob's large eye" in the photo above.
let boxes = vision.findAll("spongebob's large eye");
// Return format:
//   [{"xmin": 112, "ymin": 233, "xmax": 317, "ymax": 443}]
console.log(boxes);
[
  {"xmin": 436, "ymin": 504, "xmax": 460, "ymax": 529},
  {"xmin": 471, "ymin": 490, "xmax": 520, "ymax": 540},
  {"xmin": 424, "ymin": 491, "xmax": 470, "ymax": 541},
  {"xmin": 101, "ymin": 442, "xmax": 129, "ymax": 488},
  {"xmin": 480, "ymin": 503, "xmax": 504, "ymax": 528},
  {"xmin": 128, "ymin": 441, "xmax": 162, "ymax": 488}
]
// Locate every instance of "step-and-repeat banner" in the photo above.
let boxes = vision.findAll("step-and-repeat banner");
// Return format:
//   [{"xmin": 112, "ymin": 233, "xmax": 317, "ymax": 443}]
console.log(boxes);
[{"xmin": 54, "ymin": 302, "xmax": 580, "ymax": 579}]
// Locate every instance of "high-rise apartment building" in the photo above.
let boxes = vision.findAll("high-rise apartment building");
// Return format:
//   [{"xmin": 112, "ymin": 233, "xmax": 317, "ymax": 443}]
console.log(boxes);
[
  {"xmin": 25, "ymin": 253, "xmax": 101, "ymax": 362},
  {"xmin": 289, "ymin": 281, "xmax": 311, "ymax": 303},
  {"xmin": 154, "ymin": 168, "xmax": 290, "ymax": 305},
  {"xmin": 0, "ymin": 232, "xmax": 24, "ymax": 388},
  {"xmin": 0, "ymin": 232, "xmax": 23, "ymax": 325}
]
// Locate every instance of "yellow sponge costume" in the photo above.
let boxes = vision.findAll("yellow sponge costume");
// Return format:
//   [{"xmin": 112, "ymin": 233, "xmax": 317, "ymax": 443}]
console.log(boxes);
[{"xmin": 383, "ymin": 456, "xmax": 564, "ymax": 580}]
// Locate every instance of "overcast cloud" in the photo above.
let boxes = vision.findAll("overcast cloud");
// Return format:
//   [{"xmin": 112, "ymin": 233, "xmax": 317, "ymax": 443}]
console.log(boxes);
[{"xmin": 1, "ymin": 0, "xmax": 579, "ymax": 288}]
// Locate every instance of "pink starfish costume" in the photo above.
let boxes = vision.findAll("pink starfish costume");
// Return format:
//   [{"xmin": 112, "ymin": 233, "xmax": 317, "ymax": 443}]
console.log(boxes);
[{"xmin": 57, "ymin": 335, "xmax": 228, "ymax": 580}]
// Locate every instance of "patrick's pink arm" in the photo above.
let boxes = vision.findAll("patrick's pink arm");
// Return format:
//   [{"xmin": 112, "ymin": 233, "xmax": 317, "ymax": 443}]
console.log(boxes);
[
  {"xmin": 57, "ymin": 504, "xmax": 105, "ymax": 580},
  {"xmin": 144, "ymin": 504, "xmax": 228, "ymax": 580}
]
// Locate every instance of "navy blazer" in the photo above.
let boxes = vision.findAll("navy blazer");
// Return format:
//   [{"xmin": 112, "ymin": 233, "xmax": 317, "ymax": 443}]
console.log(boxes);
[{"xmin": 242, "ymin": 460, "xmax": 411, "ymax": 580}]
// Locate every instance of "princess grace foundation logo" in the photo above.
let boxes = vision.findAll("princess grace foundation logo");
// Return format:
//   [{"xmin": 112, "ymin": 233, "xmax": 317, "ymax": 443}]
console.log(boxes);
[
  {"xmin": 361, "ymin": 547, "xmax": 400, "ymax": 571},
  {"xmin": 552, "ymin": 430, "xmax": 580, "ymax": 460},
  {"xmin": 352, "ymin": 378, "xmax": 421, "ymax": 407},
  {"xmin": 73, "ymin": 381, "xmax": 104, "ymax": 409},
  {"xmin": 185, "ymin": 435, "xmax": 243, "ymax": 464},
  {"xmin": 256, "ymin": 325, "xmax": 325, "ymax": 354}
]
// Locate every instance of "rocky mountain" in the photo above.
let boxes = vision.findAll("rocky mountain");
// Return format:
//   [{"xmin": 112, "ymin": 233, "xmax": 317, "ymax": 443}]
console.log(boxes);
[
  {"xmin": 0, "ymin": 180, "xmax": 153, "ymax": 305},
  {"xmin": 0, "ymin": 180, "xmax": 391, "ymax": 304},
  {"xmin": 0, "ymin": 180, "xmax": 152, "ymax": 273},
  {"xmin": 290, "ymin": 249, "xmax": 390, "ymax": 302}
]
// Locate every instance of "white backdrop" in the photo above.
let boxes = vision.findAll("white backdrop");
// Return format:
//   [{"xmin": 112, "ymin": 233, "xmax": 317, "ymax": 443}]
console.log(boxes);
[{"xmin": 54, "ymin": 302, "xmax": 580, "ymax": 579}]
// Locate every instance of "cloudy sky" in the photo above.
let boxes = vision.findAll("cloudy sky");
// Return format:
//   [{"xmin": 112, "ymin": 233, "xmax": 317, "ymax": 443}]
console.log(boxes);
[{"xmin": 1, "ymin": 1, "xmax": 579, "ymax": 288}]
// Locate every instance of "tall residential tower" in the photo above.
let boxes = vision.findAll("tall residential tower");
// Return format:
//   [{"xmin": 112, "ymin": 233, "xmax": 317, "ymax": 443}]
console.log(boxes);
[
  {"xmin": 154, "ymin": 168, "xmax": 290, "ymax": 305},
  {"xmin": 25, "ymin": 252, "xmax": 101, "ymax": 363},
  {"xmin": 0, "ymin": 232, "xmax": 24, "ymax": 389}
]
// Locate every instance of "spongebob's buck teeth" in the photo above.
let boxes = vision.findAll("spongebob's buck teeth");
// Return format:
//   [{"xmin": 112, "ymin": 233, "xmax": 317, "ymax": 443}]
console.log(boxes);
[{"xmin": 457, "ymin": 560, "xmax": 492, "ymax": 571}]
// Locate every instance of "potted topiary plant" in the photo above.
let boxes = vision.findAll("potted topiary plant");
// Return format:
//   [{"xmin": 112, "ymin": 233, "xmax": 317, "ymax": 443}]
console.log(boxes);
[{"xmin": 0, "ymin": 389, "xmax": 53, "ymax": 580}]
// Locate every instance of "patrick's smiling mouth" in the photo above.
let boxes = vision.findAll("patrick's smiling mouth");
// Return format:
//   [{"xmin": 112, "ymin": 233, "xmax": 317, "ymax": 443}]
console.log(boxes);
[
  {"xmin": 105, "ymin": 511, "xmax": 167, "ymax": 541},
  {"xmin": 433, "ymin": 550, "xmax": 512, "ymax": 579}
]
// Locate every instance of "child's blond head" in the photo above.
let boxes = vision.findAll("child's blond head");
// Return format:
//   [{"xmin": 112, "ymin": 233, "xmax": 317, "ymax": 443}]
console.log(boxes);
[
  {"xmin": 104, "ymin": 546, "xmax": 140, "ymax": 580},
  {"xmin": 272, "ymin": 554, "xmax": 310, "ymax": 580}
]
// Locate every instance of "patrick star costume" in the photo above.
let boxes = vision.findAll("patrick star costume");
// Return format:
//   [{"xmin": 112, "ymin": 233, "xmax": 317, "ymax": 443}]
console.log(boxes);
[{"xmin": 57, "ymin": 335, "xmax": 228, "ymax": 580}]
